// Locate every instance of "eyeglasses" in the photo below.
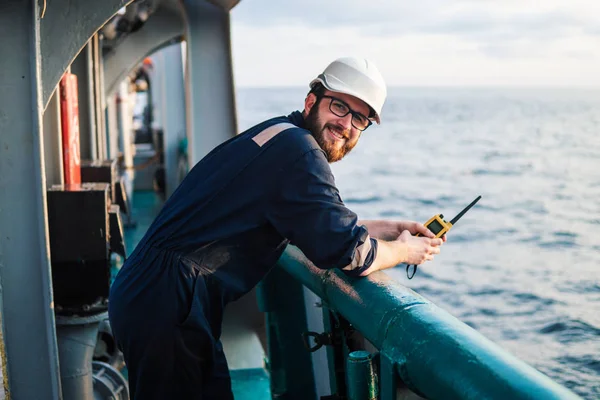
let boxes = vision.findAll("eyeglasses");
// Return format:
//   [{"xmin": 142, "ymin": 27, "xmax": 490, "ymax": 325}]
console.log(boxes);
[{"xmin": 319, "ymin": 95, "xmax": 373, "ymax": 131}]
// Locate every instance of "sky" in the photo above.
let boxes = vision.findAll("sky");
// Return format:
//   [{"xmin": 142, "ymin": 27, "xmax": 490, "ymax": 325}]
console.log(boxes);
[{"xmin": 229, "ymin": 0, "xmax": 600, "ymax": 88}]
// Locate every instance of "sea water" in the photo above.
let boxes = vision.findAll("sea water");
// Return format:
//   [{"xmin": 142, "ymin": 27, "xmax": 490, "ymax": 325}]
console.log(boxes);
[{"xmin": 237, "ymin": 86, "xmax": 600, "ymax": 399}]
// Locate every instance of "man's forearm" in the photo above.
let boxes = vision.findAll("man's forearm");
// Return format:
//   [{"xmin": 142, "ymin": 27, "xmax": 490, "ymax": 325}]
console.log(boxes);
[
  {"xmin": 358, "ymin": 220, "xmax": 399, "ymax": 241},
  {"xmin": 359, "ymin": 239, "xmax": 407, "ymax": 276}
]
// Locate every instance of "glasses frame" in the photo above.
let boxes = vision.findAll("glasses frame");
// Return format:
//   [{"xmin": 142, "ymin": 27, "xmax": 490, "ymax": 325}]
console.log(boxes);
[{"xmin": 318, "ymin": 95, "xmax": 373, "ymax": 131}]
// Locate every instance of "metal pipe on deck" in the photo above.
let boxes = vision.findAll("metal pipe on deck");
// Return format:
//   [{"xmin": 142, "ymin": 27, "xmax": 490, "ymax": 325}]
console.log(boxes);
[
  {"xmin": 92, "ymin": 34, "xmax": 108, "ymax": 161},
  {"xmin": 71, "ymin": 42, "xmax": 98, "ymax": 161},
  {"xmin": 346, "ymin": 351, "xmax": 378, "ymax": 400},
  {"xmin": 55, "ymin": 313, "xmax": 108, "ymax": 400},
  {"xmin": 107, "ymin": 92, "xmax": 120, "ymax": 161},
  {"xmin": 277, "ymin": 246, "xmax": 582, "ymax": 400},
  {"xmin": 43, "ymin": 88, "xmax": 65, "ymax": 187}
]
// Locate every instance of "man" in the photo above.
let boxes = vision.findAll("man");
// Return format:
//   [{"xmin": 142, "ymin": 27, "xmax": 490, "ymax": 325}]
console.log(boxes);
[{"xmin": 108, "ymin": 57, "xmax": 444, "ymax": 399}]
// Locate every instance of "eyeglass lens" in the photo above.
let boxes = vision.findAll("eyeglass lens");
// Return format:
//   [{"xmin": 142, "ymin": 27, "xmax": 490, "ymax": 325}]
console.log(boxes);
[{"xmin": 329, "ymin": 99, "xmax": 369, "ymax": 130}]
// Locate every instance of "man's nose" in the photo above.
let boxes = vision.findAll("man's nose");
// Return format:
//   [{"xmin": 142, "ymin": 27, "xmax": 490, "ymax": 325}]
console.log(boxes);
[{"xmin": 336, "ymin": 113, "xmax": 353, "ymax": 131}]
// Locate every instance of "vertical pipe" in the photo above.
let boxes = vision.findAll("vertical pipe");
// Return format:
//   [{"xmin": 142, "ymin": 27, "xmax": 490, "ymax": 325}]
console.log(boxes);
[
  {"xmin": 106, "ymin": 93, "xmax": 119, "ymax": 160},
  {"xmin": 55, "ymin": 314, "xmax": 107, "ymax": 400},
  {"xmin": 346, "ymin": 351, "xmax": 378, "ymax": 400},
  {"xmin": 117, "ymin": 80, "xmax": 135, "ymax": 203},
  {"xmin": 43, "ymin": 86, "xmax": 65, "ymax": 187},
  {"xmin": 71, "ymin": 41, "xmax": 97, "ymax": 161},
  {"xmin": 92, "ymin": 34, "xmax": 105, "ymax": 160},
  {"xmin": 98, "ymin": 35, "xmax": 108, "ymax": 160},
  {"xmin": 87, "ymin": 42, "xmax": 98, "ymax": 161},
  {"xmin": 0, "ymin": 2, "xmax": 62, "ymax": 398}
]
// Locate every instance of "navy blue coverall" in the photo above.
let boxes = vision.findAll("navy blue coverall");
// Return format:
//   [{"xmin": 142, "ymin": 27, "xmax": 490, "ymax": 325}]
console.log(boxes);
[{"xmin": 108, "ymin": 111, "xmax": 378, "ymax": 399}]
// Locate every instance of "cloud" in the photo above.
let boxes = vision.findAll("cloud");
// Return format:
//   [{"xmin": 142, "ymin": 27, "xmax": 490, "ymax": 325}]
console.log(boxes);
[
  {"xmin": 583, "ymin": 25, "xmax": 600, "ymax": 36},
  {"xmin": 230, "ymin": 1, "xmax": 600, "ymax": 86},
  {"xmin": 232, "ymin": 0, "xmax": 431, "ymax": 27},
  {"xmin": 233, "ymin": 1, "xmax": 598, "ymax": 45}
]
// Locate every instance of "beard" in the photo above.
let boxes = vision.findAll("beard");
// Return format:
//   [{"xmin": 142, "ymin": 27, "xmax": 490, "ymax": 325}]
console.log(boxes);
[{"xmin": 304, "ymin": 103, "xmax": 358, "ymax": 163}]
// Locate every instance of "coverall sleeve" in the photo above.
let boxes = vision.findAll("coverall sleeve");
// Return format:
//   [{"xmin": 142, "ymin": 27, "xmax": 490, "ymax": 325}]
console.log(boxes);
[{"xmin": 266, "ymin": 149, "xmax": 377, "ymax": 276}]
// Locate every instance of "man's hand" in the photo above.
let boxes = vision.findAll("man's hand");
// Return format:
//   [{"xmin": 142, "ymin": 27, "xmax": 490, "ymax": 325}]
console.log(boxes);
[
  {"xmin": 359, "ymin": 229, "xmax": 444, "ymax": 276},
  {"xmin": 396, "ymin": 221, "xmax": 447, "ymax": 243},
  {"xmin": 397, "ymin": 230, "xmax": 443, "ymax": 265},
  {"xmin": 359, "ymin": 220, "xmax": 447, "ymax": 242}
]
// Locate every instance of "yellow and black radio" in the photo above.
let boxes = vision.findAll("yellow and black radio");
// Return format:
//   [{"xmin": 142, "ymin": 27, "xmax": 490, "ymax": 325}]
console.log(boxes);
[{"xmin": 407, "ymin": 195, "xmax": 482, "ymax": 279}]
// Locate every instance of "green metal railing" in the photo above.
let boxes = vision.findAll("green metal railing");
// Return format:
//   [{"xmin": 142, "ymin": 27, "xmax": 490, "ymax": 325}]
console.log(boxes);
[{"xmin": 259, "ymin": 245, "xmax": 582, "ymax": 400}]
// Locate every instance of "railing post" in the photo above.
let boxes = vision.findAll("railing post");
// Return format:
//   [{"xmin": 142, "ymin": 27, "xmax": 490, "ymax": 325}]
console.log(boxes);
[{"xmin": 346, "ymin": 351, "xmax": 378, "ymax": 400}]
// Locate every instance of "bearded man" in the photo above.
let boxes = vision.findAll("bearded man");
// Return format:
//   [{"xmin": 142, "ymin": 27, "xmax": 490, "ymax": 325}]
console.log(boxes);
[{"xmin": 109, "ymin": 57, "xmax": 444, "ymax": 399}]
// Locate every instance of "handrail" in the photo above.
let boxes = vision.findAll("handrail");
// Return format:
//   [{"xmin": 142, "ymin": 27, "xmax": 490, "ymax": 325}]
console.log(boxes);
[{"xmin": 277, "ymin": 246, "xmax": 582, "ymax": 400}]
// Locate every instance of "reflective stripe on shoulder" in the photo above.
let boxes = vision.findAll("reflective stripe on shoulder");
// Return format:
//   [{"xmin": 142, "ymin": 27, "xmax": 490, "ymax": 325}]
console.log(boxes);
[
  {"xmin": 252, "ymin": 122, "xmax": 297, "ymax": 147},
  {"xmin": 341, "ymin": 234, "xmax": 372, "ymax": 272}
]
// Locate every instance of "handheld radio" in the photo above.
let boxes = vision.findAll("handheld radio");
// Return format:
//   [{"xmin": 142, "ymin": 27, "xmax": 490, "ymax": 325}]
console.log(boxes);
[{"xmin": 407, "ymin": 195, "xmax": 482, "ymax": 279}]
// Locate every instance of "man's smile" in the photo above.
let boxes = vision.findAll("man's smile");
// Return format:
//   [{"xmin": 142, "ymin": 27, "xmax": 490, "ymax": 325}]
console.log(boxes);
[{"xmin": 326, "ymin": 126, "xmax": 347, "ymax": 142}]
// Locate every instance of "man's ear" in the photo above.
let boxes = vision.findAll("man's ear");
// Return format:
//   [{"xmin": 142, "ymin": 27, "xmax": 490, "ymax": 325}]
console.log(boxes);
[{"xmin": 304, "ymin": 93, "xmax": 318, "ymax": 115}]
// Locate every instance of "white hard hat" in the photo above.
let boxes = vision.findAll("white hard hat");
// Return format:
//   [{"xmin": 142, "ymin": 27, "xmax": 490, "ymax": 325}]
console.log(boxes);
[{"xmin": 310, "ymin": 57, "xmax": 387, "ymax": 124}]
